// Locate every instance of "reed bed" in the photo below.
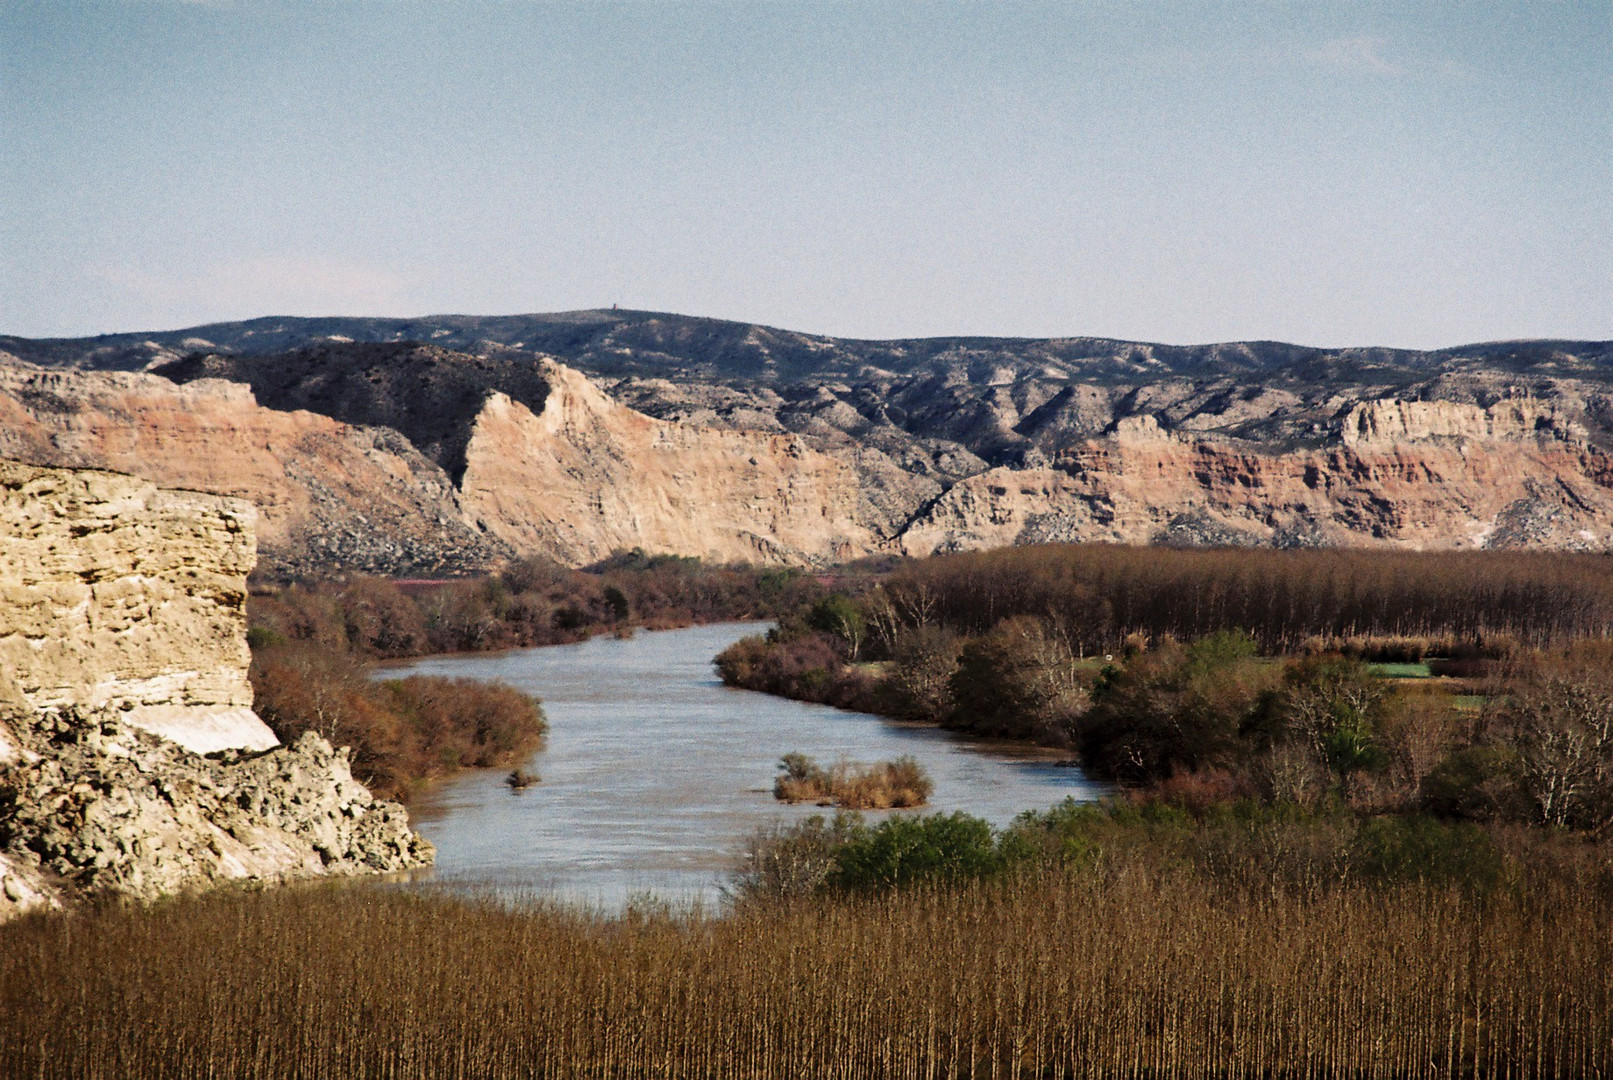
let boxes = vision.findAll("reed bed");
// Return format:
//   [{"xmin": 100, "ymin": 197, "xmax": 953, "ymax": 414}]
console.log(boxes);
[
  {"xmin": 2, "ymin": 865, "xmax": 1607, "ymax": 1079},
  {"xmin": 773, "ymin": 753, "xmax": 934, "ymax": 809}
]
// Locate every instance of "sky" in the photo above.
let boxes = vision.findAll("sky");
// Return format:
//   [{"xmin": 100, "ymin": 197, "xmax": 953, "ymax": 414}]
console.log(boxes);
[{"xmin": 1, "ymin": 1, "xmax": 1608, "ymax": 348}]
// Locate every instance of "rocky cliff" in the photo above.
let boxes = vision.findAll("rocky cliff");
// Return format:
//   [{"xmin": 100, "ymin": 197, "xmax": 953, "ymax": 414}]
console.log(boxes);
[
  {"xmin": 3, "ymin": 316, "xmax": 1613, "ymax": 570},
  {"xmin": 457, "ymin": 360, "xmax": 878, "ymax": 564},
  {"xmin": 0, "ymin": 459, "xmax": 275, "ymax": 754},
  {"xmin": 899, "ymin": 402, "xmax": 1613, "ymax": 554},
  {"xmin": 0, "ymin": 462, "xmax": 431, "ymax": 922},
  {"xmin": 0, "ymin": 346, "xmax": 921, "ymax": 570},
  {"xmin": 0, "ymin": 363, "xmax": 507, "ymax": 576}
]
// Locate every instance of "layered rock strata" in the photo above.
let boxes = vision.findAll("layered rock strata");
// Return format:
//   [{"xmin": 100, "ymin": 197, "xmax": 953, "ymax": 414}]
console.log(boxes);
[
  {"xmin": 0, "ymin": 462, "xmax": 431, "ymax": 922},
  {"xmin": 899, "ymin": 402, "xmax": 1613, "ymax": 554},
  {"xmin": 154, "ymin": 343, "xmax": 916, "ymax": 561},
  {"xmin": 0, "ymin": 459, "xmax": 276, "ymax": 754},
  {"xmin": 6, "ymin": 332, "xmax": 1613, "ymax": 571},
  {"xmin": 0, "ymin": 363, "xmax": 506, "ymax": 577},
  {"xmin": 457, "ymin": 360, "xmax": 878, "ymax": 565}
]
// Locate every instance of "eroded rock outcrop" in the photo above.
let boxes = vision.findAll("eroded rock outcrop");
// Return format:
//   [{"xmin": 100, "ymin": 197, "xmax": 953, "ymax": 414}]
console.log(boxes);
[
  {"xmin": 0, "ymin": 363, "xmax": 507, "ymax": 576},
  {"xmin": 0, "ymin": 462, "xmax": 431, "ymax": 922},
  {"xmin": 456, "ymin": 360, "xmax": 879, "ymax": 565},
  {"xmin": 900, "ymin": 403, "xmax": 1613, "ymax": 554},
  {"xmin": 8, "ymin": 330, "xmax": 1613, "ymax": 571},
  {"xmin": 1339, "ymin": 397, "xmax": 1584, "ymax": 446},
  {"xmin": 0, "ymin": 459, "xmax": 275, "ymax": 754},
  {"xmin": 0, "ymin": 708, "xmax": 431, "ymax": 921}
]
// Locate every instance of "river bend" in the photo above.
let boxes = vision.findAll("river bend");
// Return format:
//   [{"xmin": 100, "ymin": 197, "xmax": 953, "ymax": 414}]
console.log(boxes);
[{"xmin": 391, "ymin": 622, "xmax": 1100, "ymax": 905}]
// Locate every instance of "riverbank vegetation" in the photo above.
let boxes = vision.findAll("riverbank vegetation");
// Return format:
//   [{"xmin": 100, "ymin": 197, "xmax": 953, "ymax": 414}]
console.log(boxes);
[
  {"xmin": 248, "ymin": 640, "xmax": 547, "ymax": 802},
  {"xmin": 248, "ymin": 550, "xmax": 831, "ymax": 661},
  {"xmin": 718, "ymin": 545, "xmax": 1613, "ymax": 836},
  {"xmin": 3, "ymin": 810, "xmax": 1606, "ymax": 1079},
  {"xmin": 243, "ymin": 552, "xmax": 833, "ymax": 799},
  {"xmin": 7, "ymin": 544, "xmax": 1610, "ymax": 1074},
  {"xmin": 771, "ymin": 752, "xmax": 933, "ymax": 809}
]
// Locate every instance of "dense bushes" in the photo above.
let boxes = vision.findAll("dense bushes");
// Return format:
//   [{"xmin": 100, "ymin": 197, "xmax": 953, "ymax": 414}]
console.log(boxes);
[
  {"xmin": 946, "ymin": 616, "xmax": 1084, "ymax": 739},
  {"xmin": 1077, "ymin": 646, "xmax": 1613, "ymax": 832},
  {"xmin": 249, "ymin": 642, "xmax": 546, "ymax": 802},
  {"xmin": 716, "ymin": 545, "xmax": 1613, "ymax": 836},
  {"xmin": 380, "ymin": 676, "xmax": 547, "ymax": 773},
  {"xmin": 713, "ymin": 631, "xmax": 877, "ymax": 710},
  {"xmin": 1076, "ymin": 632, "xmax": 1276, "ymax": 781},
  {"xmin": 250, "ymin": 552, "xmax": 826, "ymax": 661},
  {"xmin": 731, "ymin": 810, "xmax": 1007, "ymax": 900},
  {"xmin": 736, "ymin": 797, "xmax": 1591, "ymax": 904}
]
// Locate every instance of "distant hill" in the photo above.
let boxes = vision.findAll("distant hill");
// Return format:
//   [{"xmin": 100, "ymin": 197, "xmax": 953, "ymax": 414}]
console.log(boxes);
[{"xmin": 4, "ymin": 309, "xmax": 1609, "ymax": 386}]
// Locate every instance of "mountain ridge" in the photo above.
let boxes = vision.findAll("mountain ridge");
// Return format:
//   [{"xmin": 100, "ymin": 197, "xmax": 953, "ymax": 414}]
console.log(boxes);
[
  {"xmin": 3, "ymin": 314, "xmax": 1613, "ymax": 571},
  {"xmin": 5, "ymin": 309, "xmax": 1609, "ymax": 386}
]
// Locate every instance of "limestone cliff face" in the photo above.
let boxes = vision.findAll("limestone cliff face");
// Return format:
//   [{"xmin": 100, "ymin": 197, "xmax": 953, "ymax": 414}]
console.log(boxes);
[
  {"xmin": 457, "ymin": 360, "xmax": 879, "ymax": 565},
  {"xmin": 1339, "ymin": 398, "xmax": 1583, "ymax": 446},
  {"xmin": 8, "ymin": 344, "xmax": 1613, "ymax": 571},
  {"xmin": 0, "ymin": 462, "xmax": 432, "ymax": 922},
  {"xmin": 901, "ymin": 403, "xmax": 1613, "ymax": 555},
  {"xmin": 0, "ymin": 363, "xmax": 506, "ymax": 576},
  {"xmin": 0, "ymin": 459, "xmax": 275, "ymax": 755}
]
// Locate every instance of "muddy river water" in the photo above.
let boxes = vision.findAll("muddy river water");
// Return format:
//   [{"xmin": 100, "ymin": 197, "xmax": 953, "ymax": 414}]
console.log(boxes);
[{"xmin": 392, "ymin": 622, "xmax": 1100, "ymax": 906}]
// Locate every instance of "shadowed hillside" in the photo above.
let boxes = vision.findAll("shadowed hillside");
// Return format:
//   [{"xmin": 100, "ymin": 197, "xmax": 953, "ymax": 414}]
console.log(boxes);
[{"xmin": 154, "ymin": 343, "xmax": 553, "ymax": 484}]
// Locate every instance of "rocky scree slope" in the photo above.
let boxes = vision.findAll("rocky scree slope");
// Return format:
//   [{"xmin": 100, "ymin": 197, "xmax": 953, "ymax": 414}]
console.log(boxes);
[
  {"xmin": 0, "ymin": 709, "xmax": 431, "ymax": 923},
  {"xmin": 0, "ymin": 462, "xmax": 431, "ymax": 923},
  {"xmin": 5, "ymin": 315, "xmax": 1613, "ymax": 565}
]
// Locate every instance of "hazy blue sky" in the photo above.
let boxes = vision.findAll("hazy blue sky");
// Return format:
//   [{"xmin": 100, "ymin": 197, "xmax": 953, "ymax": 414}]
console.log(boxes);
[{"xmin": 2, "ymin": 1, "xmax": 1607, "ymax": 347}]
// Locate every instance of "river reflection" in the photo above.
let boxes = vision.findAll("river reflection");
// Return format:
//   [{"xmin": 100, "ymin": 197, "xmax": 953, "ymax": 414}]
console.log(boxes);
[{"xmin": 390, "ymin": 622, "xmax": 1101, "ymax": 906}]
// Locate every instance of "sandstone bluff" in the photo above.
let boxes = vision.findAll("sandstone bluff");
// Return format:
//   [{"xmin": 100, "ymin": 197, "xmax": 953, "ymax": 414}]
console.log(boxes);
[
  {"xmin": 0, "ymin": 461, "xmax": 431, "ymax": 922},
  {"xmin": 1, "ymin": 311, "xmax": 1610, "ymax": 574}
]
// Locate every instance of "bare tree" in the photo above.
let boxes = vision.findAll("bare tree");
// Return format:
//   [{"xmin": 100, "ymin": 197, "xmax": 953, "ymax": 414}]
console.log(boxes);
[{"xmin": 1509, "ymin": 678, "xmax": 1613, "ymax": 828}]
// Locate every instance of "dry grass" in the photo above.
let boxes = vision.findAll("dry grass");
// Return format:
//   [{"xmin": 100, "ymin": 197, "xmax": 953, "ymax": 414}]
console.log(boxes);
[
  {"xmin": 1, "ymin": 861, "xmax": 1606, "ymax": 1080},
  {"xmin": 774, "ymin": 753, "xmax": 934, "ymax": 809}
]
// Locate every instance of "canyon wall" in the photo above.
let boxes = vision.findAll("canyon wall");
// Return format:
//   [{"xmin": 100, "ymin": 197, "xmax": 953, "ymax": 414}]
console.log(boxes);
[
  {"xmin": 0, "ymin": 363, "xmax": 506, "ymax": 577},
  {"xmin": 458, "ymin": 360, "xmax": 879, "ymax": 565},
  {"xmin": 0, "ymin": 356, "xmax": 893, "ymax": 572},
  {"xmin": 899, "ymin": 402, "xmax": 1613, "ymax": 555},
  {"xmin": 5, "ymin": 344, "xmax": 1613, "ymax": 575}
]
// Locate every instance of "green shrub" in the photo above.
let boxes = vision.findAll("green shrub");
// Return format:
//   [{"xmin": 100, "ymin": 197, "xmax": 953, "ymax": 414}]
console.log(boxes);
[
  {"xmin": 1421, "ymin": 745, "xmax": 1524, "ymax": 821},
  {"xmin": 829, "ymin": 812, "xmax": 1006, "ymax": 892},
  {"xmin": 1350, "ymin": 815, "xmax": 1505, "ymax": 892},
  {"xmin": 1076, "ymin": 633, "xmax": 1276, "ymax": 783}
]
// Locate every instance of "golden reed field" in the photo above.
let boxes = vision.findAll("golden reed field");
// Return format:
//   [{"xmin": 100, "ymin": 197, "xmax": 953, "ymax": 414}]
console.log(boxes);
[{"xmin": 2, "ymin": 858, "xmax": 1607, "ymax": 1080}]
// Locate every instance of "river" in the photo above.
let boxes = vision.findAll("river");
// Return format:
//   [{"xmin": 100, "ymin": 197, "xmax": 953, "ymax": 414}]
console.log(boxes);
[{"xmin": 389, "ymin": 622, "xmax": 1101, "ymax": 906}]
